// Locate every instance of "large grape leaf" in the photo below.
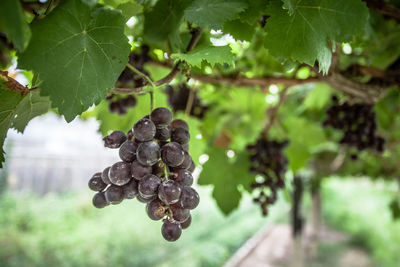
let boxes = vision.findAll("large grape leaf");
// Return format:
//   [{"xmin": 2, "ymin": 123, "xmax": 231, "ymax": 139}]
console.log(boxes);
[
  {"xmin": 143, "ymin": 0, "xmax": 190, "ymax": 43},
  {"xmin": 18, "ymin": 0, "xmax": 130, "ymax": 122},
  {"xmin": 0, "ymin": 80, "xmax": 50, "ymax": 167},
  {"xmin": 171, "ymin": 46, "xmax": 235, "ymax": 67},
  {"xmin": 264, "ymin": 0, "xmax": 369, "ymax": 73},
  {"xmin": 184, "ymin": 0, "xmax": 248, "ymax": 29},
  {"xmin": 103, "ymin": 0, "xmax": 143, "ymax": 20},
  {"xmin": 0, "ymin": 0, "xmax": 31, "ymax": 51},
  {"xmin": 198, "ymin": 148, "xmax": 254, "ymax": 215}
]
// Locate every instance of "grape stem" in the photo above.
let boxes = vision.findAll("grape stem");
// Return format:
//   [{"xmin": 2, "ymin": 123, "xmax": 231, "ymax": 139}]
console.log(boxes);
[
  {"xmin": 126, "ymin": 63, "xmax": 156, "ymax": 88},
  {"xmin": 184, "ymin": 87, "xmax": 196, "ymax": 118},
  {"xmin": 262, "ymin": 87, "xmax": 289, "ymax": 138}
]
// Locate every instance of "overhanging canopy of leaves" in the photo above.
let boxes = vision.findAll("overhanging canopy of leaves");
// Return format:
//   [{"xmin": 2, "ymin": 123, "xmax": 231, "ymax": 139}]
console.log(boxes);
[{"xmin": 1, "ymin": 0, "xmax": 400, "ymax": 214}]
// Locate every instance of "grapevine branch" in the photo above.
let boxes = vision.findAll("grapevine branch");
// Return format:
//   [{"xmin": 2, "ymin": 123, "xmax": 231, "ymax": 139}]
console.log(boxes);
[
  {"xmin": 0, "ymin": 70, "xmax": 29, "ymax": 95},
  {"xmin": 262, "ymin": 87, "xmax": 289, "ymax": 138},
  {"xmin": 363, "ymin": 0, "xmax": 400, "ymax": 23},
  {"xmin": 112, "ymin": 28, "xmax": 203, "ymax": 94}
]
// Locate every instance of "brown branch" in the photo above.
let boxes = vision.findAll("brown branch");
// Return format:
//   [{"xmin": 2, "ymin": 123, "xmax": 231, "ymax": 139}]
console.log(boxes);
[
  {"xmin": 112, "ymin": 28, "xmax": 203, "ymax": 94},
  {"xmin": 363, "ymin": 0, "xmax": 400, "ymax": 23},
  {"xmin": 0, "ymin": 70, "xmax": 29, "ymax": 95}
]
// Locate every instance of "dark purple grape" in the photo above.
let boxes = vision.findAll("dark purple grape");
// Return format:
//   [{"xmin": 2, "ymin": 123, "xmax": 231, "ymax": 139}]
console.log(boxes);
[
  {"xmin": 161, "ymin": 142, "xmax": 184, "ymax": 167},
  {"xmin": 131, "ymin": 160, "xmax": 152, "ymax": 180},
  {"xmin": 133, "ymin": 118, "xmax": 156, "ymax": 142},
  {"xmin": 181, "ymin": 215, "xmax": 191, "ymax": 229},
  {"xmin": 146, "ymin": 199, "xmax": 167, "ymax": 220},
  {"xmin": 170, "ymin": 119, "xmax": 189, "ymax": 131},
  {"xmin": 171, "ymin": 128, "xmax": 190, "ymax": 144},
  {"xmin": 158, "ymin": 180, "xmax": 182, "ymax": 205},
  {"xmin": 103, "ymin": 131, "xmax": 127, "ymax": 148},
  {"xmin": 137, "ymin": 194, "xmax": 156, "ymax": 203},
  {"xmin": 188, "ymin": 160, "xmax": 195, "ymax": 173},
  {"xmin": 120, "ymin": 95, "xmax": 137, "ymax": 109},
  {"xmin": 104, "ymin": 185, "xmax": 124, "ymax": 204},
  {"xmin": 109, "ymin": 161, "xmax": 132, "ymax": 186},
  {"xmin": 155, "ymin": 126, "xmax": 171, "ymax": 141},
  {"xmin": 93, "ymin": 192, "xmax": 108, "ymax": 208},
  {"xmin": 137, "ymin": 141, "xmax": 160, "ymax": 166},
  {"xmin": 150, "ymin": 107, "xmax": 172, "ymax": 126},
  {"xmin": 175, "ymin": 169, "xmax": 193, "ymax": 186},
  {"xmin": 170, "ymin": 203, "xmax": 190, "ymax": 222},
  {"xmin": 179, "ymin": 186, "xmax": 199, "ymax": 209},
  {"xmin": 119, "ymin": 140, "xmax": 138, "ymax": 162},
  {"xmin": 161, "ymin": 220, "xmax": 182, "ymax": 242},
  {"xmin": 88, "ymin": 172, "xmax": 107, "ymax": 191},
  {"xmin": 175, "ymin": 152, "xmax": 191, "ymax": 169},
  {"xmin": 138, "ymin": 174, "xmax": 161, "ymax": 197},
  {"xmin": 101, "ymin": 167, "xmax": 112, "ymax": 185},
  {"xmin": 122, "ymin": 178, "xmax": 138, "ymax": 199}
]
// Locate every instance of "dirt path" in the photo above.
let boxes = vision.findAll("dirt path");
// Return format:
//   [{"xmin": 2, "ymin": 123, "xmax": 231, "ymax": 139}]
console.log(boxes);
[{"xmin": 224, "ymin": 224, "xmax": 372, "ymax": 267}]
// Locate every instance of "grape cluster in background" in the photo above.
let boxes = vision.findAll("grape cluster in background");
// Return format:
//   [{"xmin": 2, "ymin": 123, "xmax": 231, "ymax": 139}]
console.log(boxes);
[
  {"xmin": 165, "ymin": 83, "xmax": 208, "ymax": 119},
  {"xmin": 88, "ymin": 107, "xmax": 199, "ymax": 242},
  {"xmin": 323, "ymin": 96, "xmax": 385, "ymax": 155},
  {"xmin": 117, "ymin": 45, "xmax": 151, "ymax": 88},
  {"xmin": 246, "ymin": 137, "xmax": 289, "ymax": 216},
  {"xmin": 106, "ymin": 94, "xmax": 137, "ymax": 115}
]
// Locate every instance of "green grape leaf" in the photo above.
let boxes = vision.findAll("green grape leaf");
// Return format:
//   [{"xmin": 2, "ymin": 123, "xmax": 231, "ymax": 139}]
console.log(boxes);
[
  {"xmin": 18, "ymin": 0, "xmax": 130, "ymax": 122},
  {"xmin": 184, "ymin": 0, "xmax": 248, "ymax": 29},
  {"xmin": 239, "ymin": 0, "xmax": 268, "ymax": 25},
  {"xmin": 198, "ymin": 148, "xmax": 254, "ymax": 215},
  {"xmin": 0, "ymin": 82, "xmax": 50, "ymax": 167},
  {"xmin": 144, "ymin": 0, "xmax": 190, "ymax": 43},
  {"xmin": 0, "ymin": 0, "xmax": 31, "ymax": 51},
  {"xmin": 264, "ymin": 0, "xmax": 369, "ymax": 73},
  {"xmin": 223, "ymin": 19, "xmax": 255, "ymax": 41},
  {"xmin": 171, "ymin": 46, "xmax": 235, "ymax": 67},
  {"xmin": 103, "ymin": 0, "xmax": 143, "ymax": 20},
  {"xmin": 303, "ymin": 83, "xmax": 333, "ymax": 111},
  {"xmin": 283, "ymin": 117, "xmax": 326, "ymax": 171}
]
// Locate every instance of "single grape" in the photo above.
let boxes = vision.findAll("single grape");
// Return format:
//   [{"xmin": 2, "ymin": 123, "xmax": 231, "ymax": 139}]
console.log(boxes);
[
  {"xmin": 133, "ymin": 118, "xmax": 156, "ymax": 142},
  {"xmin": 155, "ymin": 126, "xmax": 171, "ymax": 141},
  {"xmin": 103, "ymin": 131, "xmax": 127, "ymax": 148},
  {"xmin": 170, "ymin": 119, "xmax": 189, "ymax": 131},
  {"xmin": 93, "ymin": 192, "xmax": 108, "ymax": 208},
  {"xmin": 170, "ymin": 203, "xmax": 190, "ymax": 222},
  {"xmin": 171, "ymin": 128, "xmax": 190, "ymax": 144},
  {"xmin": 182, "ymin": 143, "xmax": 189, "ymax": 152},
  {"xmin": 179, "ymin": 186, "xmax": 200, "ymax": 209},
  {"xmin": 188, "ymin": 160, "xmax": 195, "ymax": 173},
  {"xmin": 150, "ymin": 107, "xmax": 172, "ymax": 126},
  {"xmin": 109, "ymin": 161, "xmax": 132, "ymax": 186},
  {"xmin": 119, "ymin": 140, "xmax": 138, "ymax": 162},
  {"xmin": 138, "ymin": 174, "xmax": 161, "ymax": 197},
  {"xmin": 122, "ymin": 178, "xmax": 138, "ymax": 199},
  {"xmin": 88, "ymin": 172, "xmax": 107, "ymax": 192},
  {"xmin": 181, "ymin": 215, "xmax": 191, "ymax": 229},
  {"xmin": 158, "ymin": 180, "xmax": 182, "ymax": 205},
  {"xmin": 161, "ymin": 142, "xmax": 184, "ymax": 167},
  {"xmin": 137, "ymin": 141, "xmax": 160, "ymax": 166},
  {"xmin": 161, "ymin": 220, "xmax": 182, "ymax": 242},
  {"xmin": 104, "ymin": 185, "xmax": 124, "ymax": 204},
  {"xmin": 146, "ymin": 198, "xmax": 167, "ymax": 220},
  {"xmin": 175, "ymin": 151, "xmax": 191, "ymax": 169},
  {"xmin": 175, "ymin": 169, "xmax": 193, "ymax": 186},
  {"xmin": 101, "ymin": 167, "xmax": 112, "ymax": 185},
  {"xmin": 137, "ymin": 193, "xmax": 156, "ymax": 203},
  {"xmin": 131, "ymin": 160, "xmax": 152, "ymax": 180}
]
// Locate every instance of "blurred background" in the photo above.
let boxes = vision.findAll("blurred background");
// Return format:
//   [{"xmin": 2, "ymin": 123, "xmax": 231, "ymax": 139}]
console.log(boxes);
[{"xmin": 1, "ymin": 112, "xmax": 400, "ymax": 267}]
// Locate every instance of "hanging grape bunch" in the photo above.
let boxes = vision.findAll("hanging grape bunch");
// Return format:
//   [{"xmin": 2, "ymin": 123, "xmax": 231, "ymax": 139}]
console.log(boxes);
[
  {"xmin": 88, "ymin": 107, "xmax": 199, "ymax": 242},
  {"xmin": 106, "ymin": 94, "xmax": 137, "ymax": 115},
  {"xmin": 323, "ymin": 96, "xmax": 385, "ymax": 155},
  {"xmin": 246, "ymin": 137, "xmax": 289, "ymax": 216},
  {"xmin": 166, "ymin": 83, "xmax": 208, "ymax": 119}
]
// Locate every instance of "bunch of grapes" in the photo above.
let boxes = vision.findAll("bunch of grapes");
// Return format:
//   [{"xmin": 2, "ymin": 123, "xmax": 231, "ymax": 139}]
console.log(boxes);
[
  {"xmin": 246, "ymin": 137, "xmax": 289, "ymax": 216},
  {"xmin": 117, "ymin": 45, "xmax": 151, "ymax": 88},
  {"xmin": 165, "ymin": 83, "xmax": 208, "ymax": 119},
  {"xmin": 323, "ymin": 96, "xmax": 385, "ymax": 153},
  {"xmin": 88, "ymin": 107, "xmax": 199, "ymax": 242},
  {"xmin": 106, "ymin": 94, "xmax": 137, "ymax": 115}
]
